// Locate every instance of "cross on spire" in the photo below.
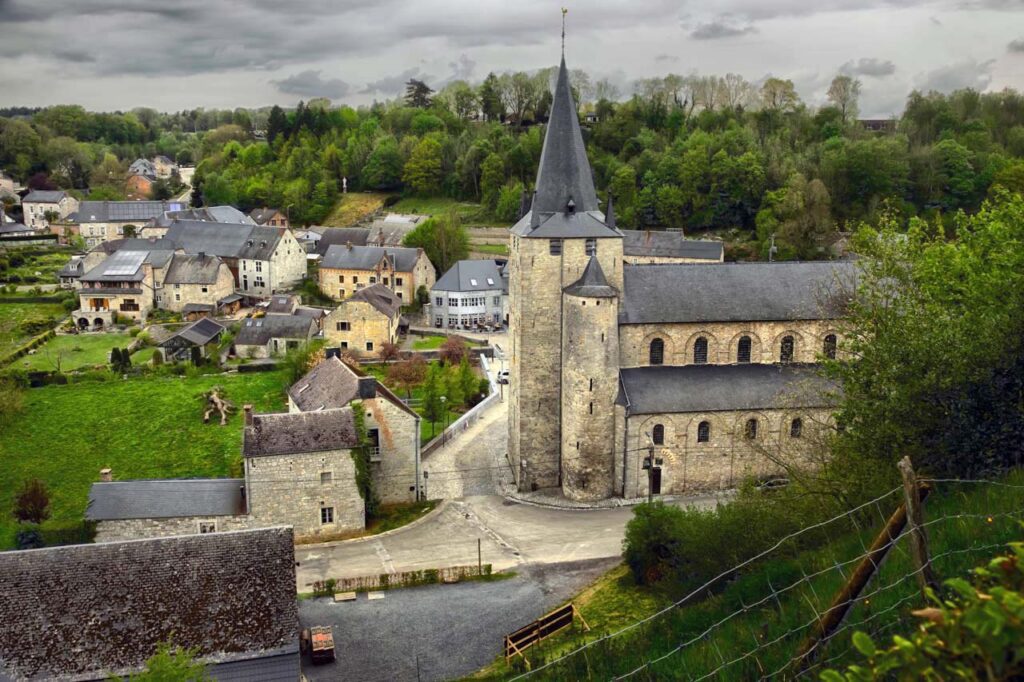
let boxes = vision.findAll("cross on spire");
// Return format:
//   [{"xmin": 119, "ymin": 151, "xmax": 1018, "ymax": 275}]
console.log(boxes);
[{"xmin": 561, "ymin": 7, "xmax": 568, "ymax": 56}]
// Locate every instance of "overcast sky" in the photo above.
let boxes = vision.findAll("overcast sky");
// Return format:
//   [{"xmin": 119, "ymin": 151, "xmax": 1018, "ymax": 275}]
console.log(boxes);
[{"xmin": 1, "ymin": 0, "xmax": 1023, "ymax": 117}]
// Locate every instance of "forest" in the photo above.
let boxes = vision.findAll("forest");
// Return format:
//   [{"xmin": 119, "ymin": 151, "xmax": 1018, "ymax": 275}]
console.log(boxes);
[{"xmin": 2, "ymin": 69, "xmax": 1024, "ymax": 259}]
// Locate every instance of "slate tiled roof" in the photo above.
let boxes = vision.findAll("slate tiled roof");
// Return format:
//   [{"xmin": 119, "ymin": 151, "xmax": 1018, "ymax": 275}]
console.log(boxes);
[
  {"xmin": 617, "ymin": 364, "xmax": 838, "ymax": 415},
  {"xmin": 164, "ymin": 316, "xmax": 225, "ymax": 346},
  {"xmin": 347, "ymin": 283, "xmax": 402, "ymax": 319},
  {"xmin": 433, "ymin": 259, "xmax": 504, "ymax": 293},
  {"xmin": 622, "ymin": 230, "xmax": 723, "ymax": 261},
  {"xmin": 266, "ymin": 294, "xmax": 298, "ymax": 314},
  {"xmin": 289, "ymin": 356, "xmax": 362, "ymax": 411},
  {"xmin": 23, "ymin": 190, "xmax": 67, "ymax": 204},
  {"xmin": 235, "ymin": 314, "xmax": 316, "ymax": 346},
  {"xmin": 244, "ymin": 407, "xmax": 359, "ymax": 457},
  {"xmin": 58, "ymin": 257, "xmax": 85, "ymax": 278},
  {"xmin": 0, "ymin": 527, "xmax": 299, "ymax": 681},
  {"xmin": 314, "ymin": 227, "xmax": 370, "ymax": 255},
  {"xmin": 151, "ymin": 206, "xmax": 254, "ymax": 227},
  {"xmin": 249, "ymin": 208, "xmax": 284, "ymax": 225},
  {"xmin": 321, "ymin": 244, "xmax": 422, "ymax": 271},
  {"xmin": 75, "ymin": 200, "xmax": 180, "ymax": 223},
  {"xmin": 512, "ymin": 209, "xmax": 620, "ymax": 239},
  {"xmin": 163, "ymin": 252, "xmax": 226, "ymax": 285},
  {"xmin": 619, "ymin": 261, "xmax": 856, "ymax": 325},
  {"xmin": 80, "ymin": 250, "xmax": 148, "ymax": 282},
  {"xmin": 85, "ymin": 478, "xmax": 245, "ymax": 520},
  {"xmin": 163, "ymin": 221, "xmax": 282, "ymax": 261},
  {"xmin": 564, "ymin": 256, "xmax": 617, "ymax": 298}
]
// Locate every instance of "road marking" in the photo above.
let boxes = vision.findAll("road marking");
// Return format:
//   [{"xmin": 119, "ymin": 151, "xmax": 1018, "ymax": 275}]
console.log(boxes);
[
  {"xmin": 453, "ymin": 500, "xmax": 527, "ymax": 565},
  {"xmin": 374, "ymin": 541, "xmax": 397, "ymax": 574}
]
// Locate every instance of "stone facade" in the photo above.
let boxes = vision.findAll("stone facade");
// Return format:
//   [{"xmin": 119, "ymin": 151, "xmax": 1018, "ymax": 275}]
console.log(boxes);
[
  {"xmin": 318, "ymin": 249, "xmax": 434, "ymax": 304},
  {"xmin": 324, "ymin": 297, "xmax": 399, "ymax": 356},
  {"xmin": 23, "ymin": 192, "xmax": 78, "ymax": 231},
  {"xmin": 237, "ymin": 229, "xmax": 306, "ymax": 297},
  {"xmin": 245, "ymin": 448, "xmax": 364, "ymax": 540},
  {"xmin": 94, "ymin": 514, "xmax": 253, "ymax": 543},
  {"xmin": 364, "ymin": 395, "xmax": 419, "ymax": 503},
  {"xmin": 157, "ymin": 262, "xmax": 235, "ymax": 313}
]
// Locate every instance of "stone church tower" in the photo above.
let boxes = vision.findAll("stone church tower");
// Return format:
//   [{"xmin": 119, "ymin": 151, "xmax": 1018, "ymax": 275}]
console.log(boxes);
[{"xmin": 507, "ymin": 55, "xmax": 623, "ymax": 497}]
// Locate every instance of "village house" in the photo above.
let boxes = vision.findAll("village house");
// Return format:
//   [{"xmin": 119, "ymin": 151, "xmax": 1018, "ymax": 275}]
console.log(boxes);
[
  {"xmin": 233, "ymin": 313, "xmax": 318, "ymax": 358},
  {"xmin": 0, "ymin": 527, "xmax": 300, "ymax": 681},
  {"xmin": 71, "ymin": 200, "xmax": 183, "ymax": 247},
  {"xmin": 288, "ymin": 356, "xmax": 421, "ymax": 503},
  {"xmin": 366, "ymin": 213, "xmax": 428, "ymax": 246},
  {"xmin": 324, "ymin": 283, "xmax": 404, "ymax": 356},
  {"xmin": 318, "ymin": 243, "xmax": 434, "ymax": 303},
  {"xmin": 152, "ymin": 154, "xmax": 177, "ymax": 178},
  {"xmin": 141, "ymin": 205, "xmax": 254, "ymax": 238},
  {"xmin": 157, "ymin": 251, "xmax": 235, "ymax": 314},
  {"xmin": 250, "ymin": 207, "xmax": 290, "ymax": 228},
  {"xmin": 126, "ymin": 158, "xmax": 158, "ymax": 199},
  {"xmin": 158, "ymin": 317, "xmax": 226, "ymax": 363},
  {"xmin": 22, "ymin": 189, "xmax": 78, "ymax": 230},
  {"xmin": 430, "ymin": 259, "xmax": 508, "ymax": 329},
  {"xmin": 57, "ymin": 254, "xmax": 86, "ymax": 288},
  {"xmin": 75, "ymin": 249, "xmax": 169, "ymax": 327}
]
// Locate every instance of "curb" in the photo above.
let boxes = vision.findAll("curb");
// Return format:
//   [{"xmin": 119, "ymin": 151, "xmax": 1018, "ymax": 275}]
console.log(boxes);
[
  {"xmin": 500, "ymin": 490, "xmax": 731, "ymax": 512},
  {"xmin": 296, "ymin": 499, "xmax": 449, "ymax": 549}
]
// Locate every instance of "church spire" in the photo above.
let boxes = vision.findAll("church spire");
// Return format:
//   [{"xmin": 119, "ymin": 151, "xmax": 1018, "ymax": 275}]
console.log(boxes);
[{"xmin": 531, "ymin": 54, "xmax": 599, "ymax": 216}]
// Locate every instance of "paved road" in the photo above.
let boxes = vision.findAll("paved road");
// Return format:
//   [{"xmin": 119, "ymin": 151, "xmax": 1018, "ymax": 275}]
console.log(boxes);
[
  {"xmin": 299, "ymin": 558, "xmax": 618, "ymax": 682},
  {"xmin": 420, "ymin": 395, "xmax": 507, "ymax": 500}
]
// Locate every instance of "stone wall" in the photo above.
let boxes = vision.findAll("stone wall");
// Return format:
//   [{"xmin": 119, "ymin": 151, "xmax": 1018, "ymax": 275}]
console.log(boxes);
[
  {"xmin": 324, "ymin": 299, "xmax": 397, "ymax": 356},
  {"xmin": 364, "ymin": 396, "xmax": 418, "ymax": 504},
  {"xmin": 158, "ymin": 266, "xmax": 235, "ymax": 313},
  {"xmin": 621, "ymin": 407, "xmax": 833, "ymax": 497},
  {"xmin": 245, "ymin": 448, "xmax": 364, "ymax": 538},
  {"xmin": 619, "ymin": 319, "xmax": 841, "ymax": 368},
  {"xmin": 94, "ymin": 514, "xmax": 253, "ymax": 543},
  {"xmin": 318, "ymin": 252, "xmax": 430, "ymax": 304}
]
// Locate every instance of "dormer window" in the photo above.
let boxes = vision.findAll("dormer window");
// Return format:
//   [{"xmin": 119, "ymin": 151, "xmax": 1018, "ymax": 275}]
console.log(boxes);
[
  {"xmin": 566, "ymin": 197, "xmax": 576, "ymax": 214},
  {"xmin": 470, "ymin": 278, "xmax": 478, "ymax": 286}
]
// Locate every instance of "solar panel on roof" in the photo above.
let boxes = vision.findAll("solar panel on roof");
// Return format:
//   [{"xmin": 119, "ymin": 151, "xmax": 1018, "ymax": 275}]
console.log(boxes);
[{"xmin": 103, "ymin": 251, "xmax": 147, "ymax": 276}]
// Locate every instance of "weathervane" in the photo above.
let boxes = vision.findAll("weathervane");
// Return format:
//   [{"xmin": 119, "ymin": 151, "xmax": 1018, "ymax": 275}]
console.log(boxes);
[{"xmin": 561, "ymin": 7, "xmax": 568, "ymax": 56}]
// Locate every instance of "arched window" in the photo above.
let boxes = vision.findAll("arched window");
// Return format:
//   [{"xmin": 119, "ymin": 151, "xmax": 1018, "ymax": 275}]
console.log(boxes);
[
  {"xmin": 744, "ymin": 418, "xmax": 758, "ymax": 440},
  {"xmin": 780, "ymin": 335, "xmax": 794, "ymax": 363},
  {"xmin": 790, "ymin": 418, "xmax": 803, "ymax": 438},
  {"xmin": 823, "ymin": 334, "xmax": 837, "ymax": 360},
  {"xmin": 697, "ymin": 421, "xmax": 710, "ymax": 443},
  {"xmin": 649, "ymin": 338, "xmax": 664, "ymax": 365},
  {"xmin": 693, "ymin": 336, "xmax": 708, "ymax": 364},
  {"xmin": 652, "ymin": 424, "xmax": 664, "ymax": 445},
  {"xmin": 737, "ymin": 336, "xmax": 752, "ymax": 363}
]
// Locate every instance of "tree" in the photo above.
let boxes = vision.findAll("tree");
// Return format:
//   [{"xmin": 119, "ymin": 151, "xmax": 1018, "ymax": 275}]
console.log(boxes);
[
  {"xmin": 126, "ymin": 642, "xmax": 209, "ymax": 681},
  {"xmin": 13, "ymin": 478, "xmax": 50, "ymax": 525},
  {"xmin": 378, "ymin": 341, "xmax": 401, "ymax": 363},
  {"xmin": 760, "ymin": 78, "xmax": 800, "ymax": 112},
  {"xmin": 827, "ymin": 74, "xmax": 861, "ymax": 124},
  {"xmin": 448, "ymin": 81, "xmax": 479, "ymax": 120},
  {"xmin": 456, "ymin": 355, "xmax": 478, "ymax": 407},
  {"xmin": 405, "ymin": 79, "xmax": 434, "ymax": 108},
  {"xmin": 421, "ymin": 363, "xmax": 445, "ymax": 435},
  {"xmin": 756, "ymin": 174, "xmax": 836, "ymax": 259},
  {"xmin": 402, "ymin": 137, "xmax": 443, "ymax": 195},
  {"xmin": 386, "ymin": 354, "xmax": 428, "ymax": 398},
  {"xmin": 267, "ymin": 105, "xmax": 287, "ymax": 144},
  {"xmin": 402, "ymin": 211, "xmax": 469, "ymax": 274},
  {"xmin": 478, "ymin": 73, "xmax": 505, "ymax": 121},
  {"xmin": 500, "ymin": 72, "xmax": 539, "ymax": 127},
  {"xmin": 151, "ymin": 178, "xmax": 174, "ymax": 200},
  {"xmin": 479, "ymin": 153, "xmax": 505, "ymax": 210},
  {"xmin": 495, "ymin": 182, "xmax": 525, "ymax": 222},
  {"xmin": 363, "ymin": 137, "xmax": 404, "ymax": 190},
  {"xmin": 439, "ymin": 336, "xmax": 468, "ymax": 365}
]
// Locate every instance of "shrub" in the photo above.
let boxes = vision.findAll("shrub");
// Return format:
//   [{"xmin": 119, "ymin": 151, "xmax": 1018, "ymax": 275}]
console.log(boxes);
[
  {"xmin": 15, "ymin": 529, "xmax": 43, "ymax": 550},
  {"xmin": 151, "ymin": 349, "xmax": 163, "ymax": 366},
  {"xmin": 128, "ymin": 327, "xmax": 141, "ymax": 337},
  {"xmin": 13, "ymin": 478, "xmax": 50, "ymax": 525}
]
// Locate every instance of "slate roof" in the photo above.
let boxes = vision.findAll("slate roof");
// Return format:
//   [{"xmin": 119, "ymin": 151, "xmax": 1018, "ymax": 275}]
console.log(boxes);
[
  {"xmin": 433, "ymin": 259, "xmax": 504, "ymax": 293},
  {"xmin": 250, "ymin": 207, "xmax": 284, "ymax": 224},
  {"xmin": 347, "ymin": 283, "xmax": 402, "ymax": 319},
  {"xmin": 266, "ymin": 294, "xmax": 298, "ymax": 314},
  {"xmin": 314, "ymin": 227, "xmax": 370, "ymax": 255},
  {"xmin": 619, "ymin": 261, "xmax": 856, "ymax": 325},
  {"xmin": 617, "ymin": 364, "xmax": 838, "ymax": 415},
  {"xmin": 321, "ymin": 243, "xmax": 423, "ymax": 271},
  {"xmin": 58, "ymin": 257, "xmax": 85, "ymax": 278},
  {"xmin": 89, "ymin": 236, "xmax": 171, "ymax": 254},
  {"xmin": 85, "ymin": 478, "xmax": 244, "ymax": 520},
  {"xmin": 128, "ymin": 158, "xmax": 157, "ymax": 179},
  {"xmin": 80, "ymin": 250, "xmax": 148, "ymax": 282},
  {"xmin": 235, "ymin": 314, "xmax": 316, "ymax": 346},
  {"xmin": 622, "ymin": 230, "xmax": 723, "ymax": 261},
  {"xmin": 289, "ymin": 356, "xmax": 362, "ymax": 411},
  {"xmin": 163, "ymin": 221, "xmax": 282, "ymax": 261},
  {"xmin": 244, "ymin": 407, "xmax": 359, "ymax": 457},
  {"xmin": 163, "ymin": 252, "xmax": 226, "ymax": 284},
  {"xmin": 0, "ymin": 527, "xmax": 299, "ymax": 681},
  {"xmin": 564, "ymin": 256, "xmax": 618, "ymax": 298},
  {"xmin": 164, "ymin": 317, "xmax": 225, "ymax": 346},
  {"xmin": 22, "ymin": 190, "xmax": 66, "ymax": 203},
  {"xmin": 151, "ymin": 205, "xmax": 254, "ymax": 228},
  {"xmin": 0, "ymin": 223, "xmax": 32, "ymax": 235},
  {"xmin": 75, "ymin": 200, "xmax": 180, "ymax": 223}
]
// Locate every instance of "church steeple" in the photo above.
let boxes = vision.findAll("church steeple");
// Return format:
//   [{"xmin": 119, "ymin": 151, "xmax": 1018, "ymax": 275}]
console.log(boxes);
[{"xmin": 531, "ymin": 56, "xmax": 599, "ymax": 216}]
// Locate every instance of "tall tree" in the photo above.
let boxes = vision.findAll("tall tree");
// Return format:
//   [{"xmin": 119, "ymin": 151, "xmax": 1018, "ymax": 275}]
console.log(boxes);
[
  {"xmin": 827, "ymin": 74, "xmax": 862, "ymax": 124},
  {"xmin": 760, "ymin": 78, "xmax": 801, "ymax": 112},
  {"xmin": 478, "ymin": 73, "xmax": 505, "ymax": 121},
  {"xmin": 266, "ymin": 104, "xmax": 287, "ymax": 144},
  {"xmin": 402, "ymin": 137, "xmax": 443, "ymax": 195},
  {"xmin": 405, "ymin": 79, "xmax": 434, "ymax": 108}
]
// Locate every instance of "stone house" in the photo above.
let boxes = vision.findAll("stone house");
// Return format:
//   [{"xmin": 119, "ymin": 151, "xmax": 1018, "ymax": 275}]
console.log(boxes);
[
  {"xmin": 429, "ymin": 258, "xmax": 507, "ymax": 329},
  {"xmin": 313, "ymin": 227, "xmax": 370, "ymax": 256},
  {"xmin": 126, "ymin": 158, "xmax": 157, "ymax": 199},
  {"xmin": 57, "ymin": 254, "xmax": 85, "ymax": 288},
  {"xmin": 0, "ymin": 527, "xmax": 300, "ymax": 681},
  {"xmin": 250, "ymin": 207, "xmax": 290, "ymax": 228},
  {"xmin": 318, "ymin": 243, "xmax": 434, "ymax": 304},
  {"xmin": 233, "ymin": 313, "xmax": 317, "ymax": 358},
  {"xmin": 75, "ymin": 249, "xmax": 168, "ymax": 327},
  {"xmin": 158, "ymin": 317, "xmax": 226, "ymax": 363},
  {"xmin": 366, "ymin": 213, "xmax": 428, "ymax": 246},
  {"xmin": 289, "ymin": 356, "xmax": 421, "ymax": 503},
  {"xmin": 152, "ymin": 154, "xmax": 177, "ymax": 178},
  {"xmin": 71, "ymin": 200, "xmax": 182, "ymax": 247},
  {"xmin": 157, "ymin": 252, "xmax": 235, "ymax": 313},
  {"xmin": 324, "ymin": 283, "xmax": 402, "ymax": 356},
  {"xmin": 22, "ymin": 189, "xmax": 78, "ymax": 230},
  {"xmin": 141, "ymin": 205, "xmax": 254, "ymax": 238},
  {"xmin": 507, "ymin": 53, "xmax": 851, "ymax": 502}
]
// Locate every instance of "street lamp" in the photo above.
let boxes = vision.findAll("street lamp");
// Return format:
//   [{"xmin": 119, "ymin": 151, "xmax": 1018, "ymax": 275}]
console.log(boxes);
[{"xmin": 440, "ymin": 396, "xmax": 447, "ymax": 447}]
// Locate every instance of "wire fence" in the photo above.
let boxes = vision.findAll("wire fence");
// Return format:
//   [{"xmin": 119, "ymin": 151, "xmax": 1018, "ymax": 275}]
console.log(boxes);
[{"xmin": 506, "ymin": 469, "xmax": 1024, "ymax": 681}]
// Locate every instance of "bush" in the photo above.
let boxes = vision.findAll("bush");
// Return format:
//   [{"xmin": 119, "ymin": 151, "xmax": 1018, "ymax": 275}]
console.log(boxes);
[
  {"xmin": 151, "ymin": 349, "xmax": 163, "ymax": 366},
  {"xmin": 18, "ymin": 317, "xmax": 55, "ymax": 336},
  {"xmin": 13, "ymin": 478, "xmax": 50, "ymax": 525},
  {"xmin": 495, "ymin": 181, "xmax": 526, "ymax": 222},
  {"xmin": 15, "ymin": 529, "xmax": 43, "ymax": 550}
]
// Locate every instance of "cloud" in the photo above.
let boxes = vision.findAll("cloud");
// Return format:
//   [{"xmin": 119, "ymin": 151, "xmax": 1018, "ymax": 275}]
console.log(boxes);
[
  {"xmin": 840, "ymin": 57, "xmax": 896, "ymax": 77},
  {"xmin": 655, "ymin": 54, "xmax": 680, "ymax": 63},
  {"xmin": 53, "ymin": 49, "xmax": 97, "ymax": 63},
  {"xmin": 915, "ymin": 59, "xmax": 995, "ymax": 92},
  {"xmin": 690, "ymin": 21, "xmax": 757, "ymax": 40},
  {"xmin": 272, "ymin": 70, "xmax": 350, "ymax": 98},
  {"xmin": 361, "ymin": 67, "xmax": 426, "ymax": 96},
  {"xmin": 1009, "ymin": 38, "xmax": 1024, "ymax": 53}
]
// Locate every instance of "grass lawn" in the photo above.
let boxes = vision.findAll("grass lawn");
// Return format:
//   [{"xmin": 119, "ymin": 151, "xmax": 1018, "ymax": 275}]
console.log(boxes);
[
  {"xmin": 0, "ymin": 301, "xmax": 66, "ymax": 357},
  {"xmin": 0, "ymin": 371, "xmax": 287, "ymax": 549},
  {"xmin": 470, "ymin": 471, "xmax": 1024, "ymax": 680},
  {"xmin": 15, "ymin": 333, "xmax": 132, "ymax": 372},
  {"xmin": 412, "ymin": 335, "xmax": 449, "ymax": 350},
  {"xmin": 322, "ymin": 192, "xmax": 389, "ymax": 227},
  {"xmin": 470, "ymin": 243, "xmax": 510, "ymax": 256}
]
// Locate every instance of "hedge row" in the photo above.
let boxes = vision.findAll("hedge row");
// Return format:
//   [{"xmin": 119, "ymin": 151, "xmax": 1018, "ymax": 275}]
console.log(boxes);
[{"xmin": 0, "ymin": 328, "xmax": 56, "ymax": 368}]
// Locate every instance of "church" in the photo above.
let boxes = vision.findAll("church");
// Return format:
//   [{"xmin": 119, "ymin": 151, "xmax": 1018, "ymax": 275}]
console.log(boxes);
[{"xmin": 507, "ymin": 55, "xmax": 853, "ymax": 502}]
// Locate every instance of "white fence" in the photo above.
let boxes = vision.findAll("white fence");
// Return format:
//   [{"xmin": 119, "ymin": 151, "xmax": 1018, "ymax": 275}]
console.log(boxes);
[{"xmin": 421, "ymin": 354, "xmax": 500, "ymax": 457}]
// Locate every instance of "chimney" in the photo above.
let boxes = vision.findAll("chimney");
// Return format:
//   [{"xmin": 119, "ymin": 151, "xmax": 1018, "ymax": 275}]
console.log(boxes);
[
  {"xmin": 346, "ymin": 241, "xmax": 353, "ymax": 250},
  {"xmin": 99, "ymin": 468, "xmax": 112, "ymax": 482},
  {"xmin": 357, "ymin": 376, "xmax": 378, "ymax": 399},
  {"xmin": 198, "ymin": 251, "xmax": 205, "ymax": 260},
  {"xmin": 243, "ymin": 404, "xmax": 253, "ymax": 426}
]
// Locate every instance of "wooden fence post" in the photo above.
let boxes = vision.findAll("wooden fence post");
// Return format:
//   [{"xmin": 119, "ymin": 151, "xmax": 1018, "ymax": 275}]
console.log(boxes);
[{"xmin": 898, "ymin": 456, "xmax": 938, "ymax": 594}]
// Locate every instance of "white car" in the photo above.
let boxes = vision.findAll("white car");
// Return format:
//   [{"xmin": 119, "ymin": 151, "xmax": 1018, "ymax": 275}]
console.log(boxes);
[{"xmin": 497, "ymin": 370, "xmax": 510, "ymax": 385}]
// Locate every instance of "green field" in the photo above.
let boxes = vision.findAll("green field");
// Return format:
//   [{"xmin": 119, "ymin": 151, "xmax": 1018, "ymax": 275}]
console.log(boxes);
[
  {"xmin": 0, "ymin": 301, "xmax": 66, "ymax": 357},
  {"xmin": 0, "ymin": 371, "xmax": 287, "ymax": 549},
  {"xmin": 0, "ymin": 249, "xmax": 74, "ymax": 284},
  {"xmin": 322, "ymin": 192, "xmax": 389, "ymax": 227},
  {"xmin": 15, "ymin": 333, "xmax": 131, "ymax": 372}
]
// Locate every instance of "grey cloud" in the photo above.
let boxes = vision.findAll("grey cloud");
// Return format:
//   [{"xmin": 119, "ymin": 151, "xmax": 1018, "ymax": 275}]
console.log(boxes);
[
  {"xmin": 444, "ymin": 54, "xmax": 476, "ymax": 83},
  {"xmin": 916, "ymin": 59, "xmax": 995, "ymax": 92},
  {"xmin": 273, "ymin": 70, "xmax": 350, "ymax": 99},
  {"xmin": 54, "ymin": 49, "xmax": 97, "ymax": 63},
  {"xmin": 691, "ymin": 21, "xmax": 757, "ymax": 40},
  {"xmin": 655, "ymin": 54, "xmax": 680, "ymax": 63},
  {"xmin": 1009, "ymin": 38, "xmax": 1024, "ymax": 53},
  {"xmin": 840, "ymin": 57, "xmax": 896, "ymax": 77},
  {"xmin": 361, "ymin": 67, "xmax": 427, "ymax": 96}
]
